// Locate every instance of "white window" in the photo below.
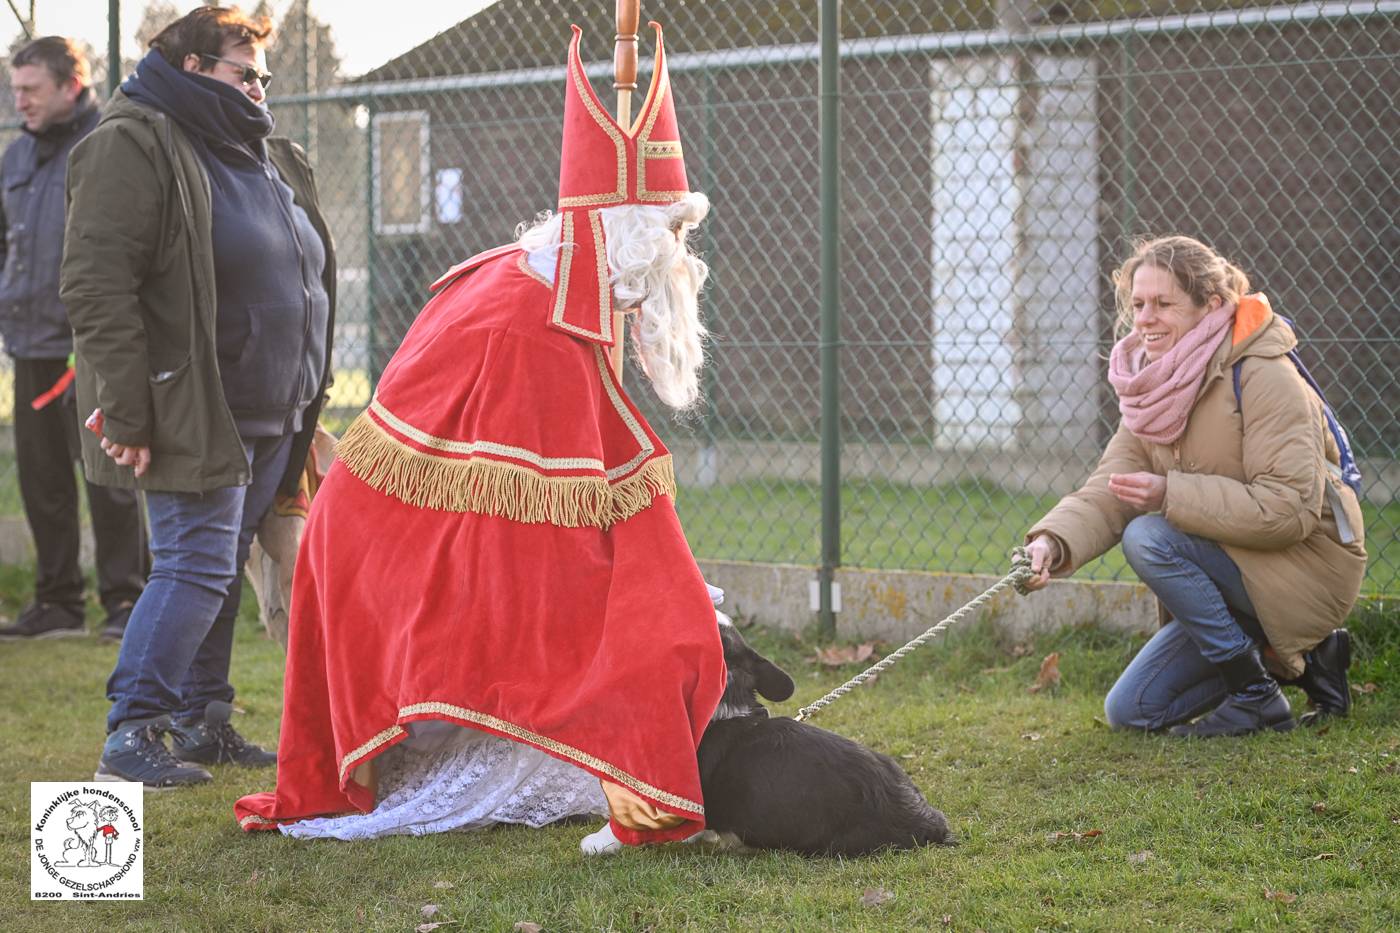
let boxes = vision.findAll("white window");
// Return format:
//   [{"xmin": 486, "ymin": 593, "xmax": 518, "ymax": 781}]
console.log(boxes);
[
  {"xmin": 372, "ymin": 110, "xmax": 431, "ymax": 235},
  {"xmin": 435, "ymin": 168, "xmax": 464, "ymax": 224}
]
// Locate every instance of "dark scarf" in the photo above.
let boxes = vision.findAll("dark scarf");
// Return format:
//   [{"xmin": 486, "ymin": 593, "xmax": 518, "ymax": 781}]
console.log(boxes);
[
  {"xmin": 120, "ymin": 48, "xmax": 274, "ymax": 180},
  {"xmin": 26, "ymin": 87, "xmax": 98, "ymax": 164}
]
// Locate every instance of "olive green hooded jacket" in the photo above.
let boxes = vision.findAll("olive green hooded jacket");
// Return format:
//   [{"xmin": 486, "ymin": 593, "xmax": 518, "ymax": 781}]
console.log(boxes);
[{"xmin": 60, "ymin": 90, "xmax": 335, "ymax": 494}]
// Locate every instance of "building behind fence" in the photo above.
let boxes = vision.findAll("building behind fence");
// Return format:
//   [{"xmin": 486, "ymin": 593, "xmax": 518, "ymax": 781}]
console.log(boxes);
[{"xmin": 1, "ymin": 0, "xmax": 1396, "ymax": 596}]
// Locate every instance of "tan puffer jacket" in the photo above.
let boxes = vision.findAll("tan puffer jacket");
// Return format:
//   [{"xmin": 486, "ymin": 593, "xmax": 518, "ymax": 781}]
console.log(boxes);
[{"xmin": 1028, "ymin": 294, "xmax": 1367, "ymax": 676}]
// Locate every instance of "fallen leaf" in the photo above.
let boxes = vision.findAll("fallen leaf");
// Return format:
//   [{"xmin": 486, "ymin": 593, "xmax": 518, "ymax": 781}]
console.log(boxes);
[
  {"xmin": 1021, "ymin": 732, "xmax": 1043, "ymax": 741},
  {"xmin": 1010, "ymin": 643, "xmax": 1030, "ymax": 657},
  {"xmin": 1027, "ymin": 652, "xmax": 1061, "ymax": 694},
  {"xmin": 433, "ymin": 881, "xmax": 454, "ymax": 890},
  {"xmin": 859, "ymin": 887, "xmax": 895, "ymax": 907},
  {"xmin": 941, "ymin": 916, "xmax": 953, "ymax": 926},
  {"xmin": 1346, "ymin": 767, "xmax": 1358, "ymax": 774},
  {"xmin": 416, "ymin": 925, "xmax": 444, "ymax": 933},
  {"xmin": 1127, "ymin": 850, "xmax": 1154, "ymax": 864},
  {"xmin": 1350, "ymin": 682, "xmax": 1379, "ymax": 695},
  {"xmin": 1264, "ymin": 889, "xmax": 1298, "ymax": 904},
  {"xmin": 900, "ymin": 753, "xmax": 916, "ymax": 760},
  {"xmin": 514, "ymin": 924, "xmax": 543, "ymax": 933},
  {"xmin": 1041, "ymin": 895, "xmax": 1055, "ymax": 906},
  {"xmin": 1311, "ymin": 802, "xmax": 1327, "ymax": 813},
  {"xmin": 421, "ymin": 905, "xmax": 441, "ymax": 919},
  {"xmin": 1308, "ymin": 853, "xmax": 1338, "ymax": 860},
  {"xmin": 1047, "ymin": 828, "xmax": 1103, "ymax": 843},
  {"xmin": 815, "ymin": 643, "xmax": 877, "ymax": 667}
]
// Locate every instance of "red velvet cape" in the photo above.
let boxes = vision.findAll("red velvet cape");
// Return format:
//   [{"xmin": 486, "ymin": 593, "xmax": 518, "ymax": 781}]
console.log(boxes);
[{"xmin": 235, "ymin": 249, "xmax": 725, "ymax": 844}]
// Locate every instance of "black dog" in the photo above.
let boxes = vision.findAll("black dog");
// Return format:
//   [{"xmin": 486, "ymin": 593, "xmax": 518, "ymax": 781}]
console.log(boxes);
[{"xmin": 697, "ymin": 619, "xmax": 954, "ymax": 856}]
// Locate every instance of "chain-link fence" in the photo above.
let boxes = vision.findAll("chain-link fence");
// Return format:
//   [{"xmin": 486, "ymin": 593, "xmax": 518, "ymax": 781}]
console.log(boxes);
[{"xmin": 3, "ymin": 0, "xmax": 1397, "ymax": 596}]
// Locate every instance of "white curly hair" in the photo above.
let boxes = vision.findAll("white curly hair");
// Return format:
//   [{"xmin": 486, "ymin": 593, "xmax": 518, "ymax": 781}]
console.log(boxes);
[{"xmin": 517, "ymin": 192, "xmax": 710, "ymax": 410}]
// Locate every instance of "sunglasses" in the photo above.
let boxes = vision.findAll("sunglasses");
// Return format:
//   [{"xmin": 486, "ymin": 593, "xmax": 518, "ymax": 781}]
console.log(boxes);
[{"xmin": 200, "ymin": 54, "xmax": 272, "ymax": 89}]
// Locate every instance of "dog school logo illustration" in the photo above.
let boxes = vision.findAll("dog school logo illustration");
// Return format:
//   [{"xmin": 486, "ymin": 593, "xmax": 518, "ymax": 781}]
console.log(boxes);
[{"xmin": 31, "ymin": 782, "xmax": 143, "ymax": 900}]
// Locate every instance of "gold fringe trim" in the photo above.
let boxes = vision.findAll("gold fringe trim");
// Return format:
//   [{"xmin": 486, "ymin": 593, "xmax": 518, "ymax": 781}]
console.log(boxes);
[
  {"xmin": 396, "ymin": 701, "xmax": 704, "ymax": 816},
  {"xmin": 336, "ymin": 413, "xmax": 675, "ymax": 529}
]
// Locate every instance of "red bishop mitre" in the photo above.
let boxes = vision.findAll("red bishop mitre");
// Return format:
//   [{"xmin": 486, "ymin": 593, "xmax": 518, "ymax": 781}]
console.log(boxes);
[{"xmin": 549, "ymin": 21, "xmax": 691, "ymax": 346}]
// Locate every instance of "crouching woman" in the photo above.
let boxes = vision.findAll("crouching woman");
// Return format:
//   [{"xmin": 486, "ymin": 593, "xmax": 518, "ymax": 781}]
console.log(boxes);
[{"xmin": 1021, "ymin": 236, "xmax": 1366, "ymax": 737}]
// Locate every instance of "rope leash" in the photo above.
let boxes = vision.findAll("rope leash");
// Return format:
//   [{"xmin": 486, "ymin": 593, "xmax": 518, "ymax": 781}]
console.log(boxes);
[{"xmin": 793, "ymin": 547, "xmax": 1036, "ymax": 722}]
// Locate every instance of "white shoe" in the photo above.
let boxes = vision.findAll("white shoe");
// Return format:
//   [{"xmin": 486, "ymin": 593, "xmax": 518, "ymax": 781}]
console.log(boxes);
[{"xmin": 579, "ymin": 822, "xmax": 623, "ymax": 856}]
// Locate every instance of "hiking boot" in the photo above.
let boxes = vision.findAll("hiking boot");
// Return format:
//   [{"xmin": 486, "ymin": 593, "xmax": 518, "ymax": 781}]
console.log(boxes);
[
  {"xmin": 99, "ymin": 603, "xmax": 135, "ymax": 642},
  {"xmin": 0, "ymin": 602, "xmax": 85, "ymax": 640},
  {"xmin": 1169, "ymin": 651, "xmax": 1295, "ymax": 738},
  {"xmin": 171, "ymin": 701, "xmax": 277, "ymax": 767},
  {"xmin": 1280, "ymin": 629, "xmax": 1352, "ymax": 727},
  {"xmin": 96, "ymin": 715, "xmax": 213, "ymax": 789}
]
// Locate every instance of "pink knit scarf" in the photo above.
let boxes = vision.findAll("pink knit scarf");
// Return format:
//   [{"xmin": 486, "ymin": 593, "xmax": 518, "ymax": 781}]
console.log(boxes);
[{"xmin": 1108, "ymin": 303, "xmax": 1236, "ymax": 445}]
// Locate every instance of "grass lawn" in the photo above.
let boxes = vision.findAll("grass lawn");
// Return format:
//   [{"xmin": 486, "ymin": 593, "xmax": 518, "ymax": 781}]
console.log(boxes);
[
  {"xmin": 1, "ymin": 564, "xmax": 1397, "ymax": 930},
  {"xmin": 678, "ymin": 479, "xmax": 1400, "ymax": 596}
]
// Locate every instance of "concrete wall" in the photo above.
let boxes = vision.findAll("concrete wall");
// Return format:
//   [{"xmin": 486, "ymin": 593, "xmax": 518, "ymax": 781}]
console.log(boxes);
[{"xmin": 698, "ymin": 557, "xmax": 1157, "ymax": 644}]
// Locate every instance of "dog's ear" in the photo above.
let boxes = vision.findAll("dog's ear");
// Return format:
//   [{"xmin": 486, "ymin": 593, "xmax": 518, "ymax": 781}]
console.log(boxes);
[{"xmin": 753, "ymin": 655, "xmax": 795, "ymax": 702}]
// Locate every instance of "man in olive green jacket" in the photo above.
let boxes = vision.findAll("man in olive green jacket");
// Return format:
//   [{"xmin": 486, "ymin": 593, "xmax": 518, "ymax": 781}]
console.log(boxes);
[{"xmin": 61, "ymin": 6, "xmax": 335, "ymax": 789}]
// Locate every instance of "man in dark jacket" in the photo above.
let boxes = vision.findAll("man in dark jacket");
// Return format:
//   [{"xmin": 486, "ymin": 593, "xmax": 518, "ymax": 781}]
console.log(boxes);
[
  {"xmin": 0, "ymin": 37, "xmax": 146, "ymax": 643},
  {"xmin": 62, "ymin": 7, "xmax": 336, "ymax": 789}
]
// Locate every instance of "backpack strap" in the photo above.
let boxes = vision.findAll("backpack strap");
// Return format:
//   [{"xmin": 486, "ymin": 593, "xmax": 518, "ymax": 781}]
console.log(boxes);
[{"xmin": 1234, "ymin": 342, "xmax": 1362, "ymax": 497}]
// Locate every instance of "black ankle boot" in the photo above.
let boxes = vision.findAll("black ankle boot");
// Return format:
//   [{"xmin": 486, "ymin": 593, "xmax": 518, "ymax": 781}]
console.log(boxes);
[
  {"xmin": 1279, "ymin": 629, "xmax": 1351, "ymax": 727},
  {"xmin": 1169, "ymin": 651, "xmax": 1295, "ymax": 738}
]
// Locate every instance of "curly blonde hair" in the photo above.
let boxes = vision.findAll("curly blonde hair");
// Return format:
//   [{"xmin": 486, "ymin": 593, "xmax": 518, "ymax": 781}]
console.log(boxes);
[{"xmin": 1112, "ymin": 236, "xmax": 1251, "ymax": 335}]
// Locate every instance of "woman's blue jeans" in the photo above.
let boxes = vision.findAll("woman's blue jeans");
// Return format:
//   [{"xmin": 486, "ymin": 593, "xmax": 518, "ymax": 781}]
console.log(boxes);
[
  {"xmin": 105, "ymin": 434, "xmax": 292, "ymax": 732},
  {"xmin": 1103, "ymin": 514, "xmax": 1268, "ymax": 731}
]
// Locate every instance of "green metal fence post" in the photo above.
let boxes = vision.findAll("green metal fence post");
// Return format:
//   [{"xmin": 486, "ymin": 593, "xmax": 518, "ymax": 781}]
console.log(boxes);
[
  {"xmin": 365, "ymin": 99, "xmax": 379, "ymax": 388},
  {"xmin": 818, "ymin": 0, "xmax": 842, "ymax": 638},
  {"xmin": 108, "ymin": 0, "xmax": 121, "ymax": 98},
  {"xmin": 1118, "ymin": 32, "xmax": 1138, "ymax": 247}
]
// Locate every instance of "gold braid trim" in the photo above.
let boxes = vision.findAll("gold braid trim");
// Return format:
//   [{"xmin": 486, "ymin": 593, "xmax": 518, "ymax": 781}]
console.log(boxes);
[
  {"xmin": 396, "ymin": 701, "xmax": 704, "ymax": 816},
  {"xmin": 336, "ymin": 412, "xmax": 675, "ymax": 529}
]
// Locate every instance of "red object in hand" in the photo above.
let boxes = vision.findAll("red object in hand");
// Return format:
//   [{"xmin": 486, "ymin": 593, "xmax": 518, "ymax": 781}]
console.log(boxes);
[{"xmin": 84, "ymin": 408, "xmax": 104, "ymax": 437}]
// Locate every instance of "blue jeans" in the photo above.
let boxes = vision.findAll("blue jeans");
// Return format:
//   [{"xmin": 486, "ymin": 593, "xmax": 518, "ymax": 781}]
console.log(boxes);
[
  {"xmin": 1103, "ymin": 515, "xmax": 1268, "ymax": 731},
  {"xmin": 106, "ymin": 434, "xmax": 293, "ymax": 731}
]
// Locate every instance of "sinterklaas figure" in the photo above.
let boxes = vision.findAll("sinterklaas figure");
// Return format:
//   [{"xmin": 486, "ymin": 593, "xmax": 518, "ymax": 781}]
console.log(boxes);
[{"xmin": 236, "ymin": 18, "xmax": 725, "ymax": 853}]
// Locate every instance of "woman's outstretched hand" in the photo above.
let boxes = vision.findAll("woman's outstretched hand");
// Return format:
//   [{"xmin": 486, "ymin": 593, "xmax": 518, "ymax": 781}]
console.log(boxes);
[
  {"xmin": 1108, "ymin": 471, "xmax": 1166, "ymax": 512},
  {"xmin": 1024, "ymin": 534, "xmax": 1060, "ymax": 591}
]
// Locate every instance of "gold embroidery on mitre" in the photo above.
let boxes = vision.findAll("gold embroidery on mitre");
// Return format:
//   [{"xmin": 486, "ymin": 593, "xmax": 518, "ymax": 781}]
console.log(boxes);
[
  {"xmin": 642, "ymin": 140, "xmax": 683, "ymax": 159},
  {"xmin": 550, "ymin": 212, "xmax": 614, "ymax": 344},
  {"xmin": 558, "ymin": 39, "xmax": 627, "ymax": 209},
  {"xmin": 397, "ymin": 701, "xmax": 704, "ymax": 816},
  {"xmin": 335, "ymin": 411, "xmax": 676, "ymax": 528},
  {"xmin": 636, "ymin": 66, "xmax": 689, "ymax": 204}
]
